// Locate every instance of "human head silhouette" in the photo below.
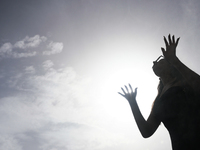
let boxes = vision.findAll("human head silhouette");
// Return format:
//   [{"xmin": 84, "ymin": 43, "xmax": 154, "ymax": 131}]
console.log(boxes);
[{"xmin": 152, "ymin": 55, "xmax": 183, "ymax": 85}]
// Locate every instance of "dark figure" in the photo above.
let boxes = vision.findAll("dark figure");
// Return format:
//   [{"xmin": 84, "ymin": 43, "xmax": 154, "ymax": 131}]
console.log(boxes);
[{"xmin": 119, "ymin": 35, "xmax": 200, "ymax": 150}]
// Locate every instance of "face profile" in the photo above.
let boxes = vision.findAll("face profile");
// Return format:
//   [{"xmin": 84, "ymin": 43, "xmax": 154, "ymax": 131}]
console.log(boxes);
[{"xmin": 152, "ymin": 56, "xmax": 172, "ymax": 77}]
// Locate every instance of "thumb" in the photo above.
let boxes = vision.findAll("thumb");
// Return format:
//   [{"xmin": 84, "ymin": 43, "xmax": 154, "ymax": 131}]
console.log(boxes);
[
  {"xmin": 135, "ymin": 87, "xmax": 138, "ymax": 96},
  {"xmin": 161, "ymin": 47, "xmax": 165, "ymax": 55}
]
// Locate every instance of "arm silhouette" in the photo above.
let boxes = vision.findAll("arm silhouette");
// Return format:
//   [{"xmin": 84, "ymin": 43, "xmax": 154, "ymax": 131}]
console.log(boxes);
[
  {"xmin": 161, "ymin": 34, "xmax": 200, "ymax": 93},
  {"xmin": 119, "ymin": 84, "xmax": 160, "ymax": 138}
]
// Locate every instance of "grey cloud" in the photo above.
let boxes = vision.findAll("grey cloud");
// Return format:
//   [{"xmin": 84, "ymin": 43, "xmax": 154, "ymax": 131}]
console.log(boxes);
[
  {"xmin": 0, "ymin": 135, "xmax": 22, "ymax": 150},
  {"xmin": 12, "ymin": 51, "xmax": 37, "ymax": 58},
  {"xmin": 7, "ymin": 73, "xmax": 23, "ymax": 88},
  {"xmin": 24, "ymin": 66, "xmax": 36, "ymax": 74}
]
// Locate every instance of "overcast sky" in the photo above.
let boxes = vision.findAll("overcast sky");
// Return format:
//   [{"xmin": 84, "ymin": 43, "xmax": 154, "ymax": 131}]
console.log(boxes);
[{"xmin": 0, "ymin": 0, "xmax": 200, "ymax": 150}]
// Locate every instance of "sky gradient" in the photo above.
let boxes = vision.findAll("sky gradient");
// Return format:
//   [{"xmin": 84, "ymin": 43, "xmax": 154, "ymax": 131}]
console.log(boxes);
[{"xmin": 0, "ymin": 0, "xmax": 200, "ymax": 150}]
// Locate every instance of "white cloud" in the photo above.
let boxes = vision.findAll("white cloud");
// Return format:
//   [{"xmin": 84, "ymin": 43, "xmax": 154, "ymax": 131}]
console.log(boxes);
[
  {"xmin": 0, "ymin": 96, "xmax": 47, "ymax": 134},
  {"xmin": 0, "ymin": 60, "xmax": 137, "ymax": 150},
  {"xmin": 43, "ymin": 42, "xmax": 63, "ymax": 55},
  {"xmin": 3, "ymin": 60, "xmax": 91, "ymax": 125},
  {"xmin": 0, "ymin": 60, "xmax": 102, "ymax": 149},
  {"xmin": 14, "ymin": 35, "xmax": 47, "ymax": 49},
  {"xmin": 0, "ymin": 43, "xmax": 12, "ymax": 57},
  {"xmin": 0, "ymin": 35, "xmax": 47, "ymax": 58},
  {"xmin": 0, "ymin": 35, "xmax": 64, "ymax": 59},
  {"xmin": 43, "ymin": 60, "xmax": 54, "ymax": 70}
]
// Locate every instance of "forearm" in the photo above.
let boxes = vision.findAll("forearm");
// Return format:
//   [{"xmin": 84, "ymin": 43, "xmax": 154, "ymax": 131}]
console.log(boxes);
[
  {"xmin": 129, "ymin": 100, "xmax": 155, "ymax": 138},
  {"xmin": 119, "ymin": 84, "xmax": 159, "ymax": 137}
]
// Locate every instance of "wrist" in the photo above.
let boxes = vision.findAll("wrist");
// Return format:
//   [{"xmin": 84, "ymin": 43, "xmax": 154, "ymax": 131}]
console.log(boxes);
[
  {"xmin": 167, "ymin": 56, "xmax": 179, "ymax": 65},
  {"xmin": 128, "ymin": 99, "xmax": 137, "ymax": 105}
]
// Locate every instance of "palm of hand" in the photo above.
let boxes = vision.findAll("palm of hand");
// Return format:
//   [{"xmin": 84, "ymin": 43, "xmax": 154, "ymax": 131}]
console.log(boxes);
[{"xmin": 118, "ymin": 84, "xmax": 137, "ymax": 103}]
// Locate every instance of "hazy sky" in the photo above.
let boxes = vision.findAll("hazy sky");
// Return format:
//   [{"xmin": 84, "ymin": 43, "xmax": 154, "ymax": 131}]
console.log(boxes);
[{"xmin": 0, "ymin": 0, "xmax": 200, "ymax": 150}]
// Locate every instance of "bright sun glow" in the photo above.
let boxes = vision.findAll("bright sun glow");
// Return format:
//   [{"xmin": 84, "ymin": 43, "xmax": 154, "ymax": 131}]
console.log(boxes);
[
  {"xmin": 88, "ymin": 38, "xmax": 160, "ymax": 129},
  {"xmin": 95, "ymin": 65, "xmax": 159, "ymax": 124}
]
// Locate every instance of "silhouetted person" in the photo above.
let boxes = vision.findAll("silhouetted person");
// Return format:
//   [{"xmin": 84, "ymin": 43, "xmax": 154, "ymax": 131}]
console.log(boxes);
[{"xmin": 119, "ymin": 35, "xmax": 200, "ymax": 150}]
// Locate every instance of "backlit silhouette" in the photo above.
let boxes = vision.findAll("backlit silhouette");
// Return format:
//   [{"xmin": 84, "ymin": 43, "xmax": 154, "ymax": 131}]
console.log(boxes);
[{"xmin": 119, "ymin": 35, "xmax": 200, "ymax": 150}]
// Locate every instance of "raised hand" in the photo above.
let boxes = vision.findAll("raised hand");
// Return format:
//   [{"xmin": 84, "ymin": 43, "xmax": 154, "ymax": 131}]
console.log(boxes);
[
  {"xmin": 161, "ymin": 34, "xmax": 180, "ymax": 63},
  {"xmin": 118, "ymin": 84, "xmax": 137, "ymax": 103}
]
